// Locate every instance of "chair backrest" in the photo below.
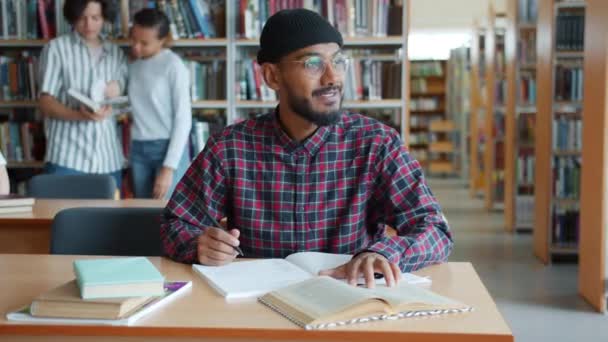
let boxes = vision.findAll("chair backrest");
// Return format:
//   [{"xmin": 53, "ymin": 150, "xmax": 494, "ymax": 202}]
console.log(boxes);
[
  {"xmin": 28, "ymin": 174, "xmax": 117, "ymax": 199},
  {"xmin": 50, "ymin": 207, "xmax": 163, "ymax": 256}
]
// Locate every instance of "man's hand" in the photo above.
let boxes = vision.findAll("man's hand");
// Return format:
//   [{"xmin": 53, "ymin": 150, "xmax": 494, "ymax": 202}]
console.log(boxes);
[
  {"xmin": 197, "ymin": 218, "xmax": 241, "ymax": 266},
  {"xmin": 104, "ymin": 80, "xmax": 121, "ymax": 98},
  {"xmin": 153, "ymin": 167, "xmax": 174, "ymax": 199},
  {"xmin": 79, "ymin": 105, "xmax": 112, "ymax": 121},
  {"xmin": 319, "ymin": 252, "xmax": 401, "ymax": 288}
]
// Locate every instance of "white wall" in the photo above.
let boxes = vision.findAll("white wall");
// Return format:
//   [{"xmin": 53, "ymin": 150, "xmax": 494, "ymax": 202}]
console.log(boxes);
[{"xmin": 409, "ymin": 0, "xmax": 506, "ymax": 59}]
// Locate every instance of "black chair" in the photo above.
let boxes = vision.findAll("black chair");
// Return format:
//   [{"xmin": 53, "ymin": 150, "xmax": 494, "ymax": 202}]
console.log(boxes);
[
  {"xmin": 28, "ymin": 174, "xmax": 117, "ymax": 199},
  {"xmin": 50, "ymin": 207, "xmax": 163, "ymax": 256}
]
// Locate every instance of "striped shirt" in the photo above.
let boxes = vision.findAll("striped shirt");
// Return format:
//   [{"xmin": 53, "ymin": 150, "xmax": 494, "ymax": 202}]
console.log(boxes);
[
  {"xmin": 39, "ymin": 31, "xmax": 127, "ymax": 173},
  {"xmin": 161, "ymin": 112, "xmax": 453, "ymax": 272}
]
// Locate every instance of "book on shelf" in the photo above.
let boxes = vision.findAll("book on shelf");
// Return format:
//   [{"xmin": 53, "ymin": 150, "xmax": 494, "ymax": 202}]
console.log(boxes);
[
  {"xmin": 516, "ymin": 195, "xmax": 535, "ymax": 227},
  {"xmin": 554, "ymin": 64, "xmax": 583, "ymax": 102},
  {"xmin": 73, "ymin": 257, "xmax": 165, "ymax": 300},
  {"xmin": 552, "ymin": 204, "xmax": 579, "ymax": 246},
  {"xmin": 184, "ymin": 58, "xmax": 226, "ymax": 101},
  {"xmin": 6, "ymin": 281, "xmax": 192, "ymax": 325},
  {"xmin": 552, "ymin": 156, "xmax": 580, "ymax": 199},
  {"xmin": 552, "ymin": 117, "xmax": 582, "ymax": 151},
  {"xmin": 238, "ymin": 0, "xmax": 402, "ymax": 40},
  {"xmin": 555, "ymin": 9, "xmax": 585, "ymax": 51},
  {"xmin": 193, "ymin": 252, "xmax": 432, "ymax": 301},
  {"xmin": 259, "ymin": 275, "xmax": 471, "ymax": 330},
  {"xmin": 0, "ymin": 52, "xmax": 39, "ymax": 101},
  {"xmin": 518, "ymin": 0, "xmax": 538, "ymax": 24}
]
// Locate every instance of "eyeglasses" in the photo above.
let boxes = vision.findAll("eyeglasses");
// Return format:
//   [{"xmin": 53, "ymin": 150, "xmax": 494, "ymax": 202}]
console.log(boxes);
[{"xmin": 286, "ymin": 54, "xmax": 351, "ymax": 78}]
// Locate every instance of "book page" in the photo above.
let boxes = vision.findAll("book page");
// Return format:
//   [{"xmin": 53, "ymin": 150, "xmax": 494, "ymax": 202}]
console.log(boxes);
[
  {"xmin": 285, "ymin": 252, "xmax": 431, "ymax": 286},
  {"xmin": 267, "ymin": 276, "xmax": 381, "ymax": 321},
  {"xmin": 364, "ymin": 282, "xmax": 461, "ymax": 310},
  {"xmin": 192, "ymin": 259, "xmax": 312, "ymax": 300}
]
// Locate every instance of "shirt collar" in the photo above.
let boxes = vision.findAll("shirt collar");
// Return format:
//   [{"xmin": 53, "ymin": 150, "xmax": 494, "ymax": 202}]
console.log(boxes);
[
  {"xmin": 69, "ymin": 30, "xmax": 112, "ymax": 53},
  {"xmin": 272, "ymin": 107, "xmax": 341, "ymax": 156}
]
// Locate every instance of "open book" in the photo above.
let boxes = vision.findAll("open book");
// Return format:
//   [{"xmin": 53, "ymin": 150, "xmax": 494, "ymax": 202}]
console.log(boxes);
[
  {"xmin": 68, "ymin": 88, "xmax": 129, "ymax": 113},
  {"xmin": 6, "ymin": 281, "xmax": 191, "ymax": 326},
  {"xmin": 259, "ymin": 276, "xmax": 472, "ymax": 330},
  {"xmin": 192, "ymin": 252, "xmax": 431, "ymax": 301}
]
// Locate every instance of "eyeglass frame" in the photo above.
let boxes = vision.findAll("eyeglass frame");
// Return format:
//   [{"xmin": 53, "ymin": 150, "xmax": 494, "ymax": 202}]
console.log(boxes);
[{"xmin": 279, "ymin": 52, "xmax": 351, "ymax": 78}]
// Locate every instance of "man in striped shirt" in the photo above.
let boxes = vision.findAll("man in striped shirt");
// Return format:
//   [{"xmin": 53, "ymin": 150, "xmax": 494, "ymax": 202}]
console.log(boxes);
[
  {"xmin": 161, "ymin": 9, "xmax": 453, "ymax": 287},
  {"xmin": 38, "ymin": 0, "xmax": 127, "ymax": 187}
]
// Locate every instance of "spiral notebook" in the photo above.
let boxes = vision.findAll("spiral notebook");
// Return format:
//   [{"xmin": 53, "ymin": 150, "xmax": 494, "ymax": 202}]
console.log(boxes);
[{"xmin": 258, "ymin": 276, "xmax": 472, "ymax": 330}]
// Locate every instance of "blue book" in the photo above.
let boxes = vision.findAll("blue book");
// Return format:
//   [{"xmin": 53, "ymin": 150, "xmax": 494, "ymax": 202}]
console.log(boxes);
[{"xmin": 73, "ymin": 257, "xmax": 165, "ymax": 300}]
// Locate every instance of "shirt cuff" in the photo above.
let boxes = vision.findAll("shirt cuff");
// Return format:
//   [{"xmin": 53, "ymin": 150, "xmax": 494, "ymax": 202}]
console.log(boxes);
[{"xmin": 361, "ymin": 237, "xmax": 403, "ymax": 265}]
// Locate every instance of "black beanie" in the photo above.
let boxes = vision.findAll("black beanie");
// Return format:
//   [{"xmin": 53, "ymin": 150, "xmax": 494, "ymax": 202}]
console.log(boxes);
[{"xmin": 257, "ymin": 9, "xmax": 343, "ymax": 64}]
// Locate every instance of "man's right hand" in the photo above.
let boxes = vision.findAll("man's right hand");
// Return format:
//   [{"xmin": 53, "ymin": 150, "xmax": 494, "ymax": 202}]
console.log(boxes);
[
  {"xmin": 197, "ymin": 222, "xmax": 241, "ymax": 266},
  {"xmin": 78, "ymin": 105, "xmax": 112, "ymax": 121}
]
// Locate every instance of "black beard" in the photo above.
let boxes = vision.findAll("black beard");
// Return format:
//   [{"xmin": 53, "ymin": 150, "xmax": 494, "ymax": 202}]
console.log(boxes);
[{"xmin": 285, "ymin": 85, "xmax": 343, "ymax": 126}]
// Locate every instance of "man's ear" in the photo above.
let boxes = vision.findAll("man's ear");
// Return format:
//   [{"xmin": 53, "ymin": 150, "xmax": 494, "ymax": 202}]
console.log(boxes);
[{"xmin": 261, "ymin": 63, "xmax": 281, "ymax": 91}]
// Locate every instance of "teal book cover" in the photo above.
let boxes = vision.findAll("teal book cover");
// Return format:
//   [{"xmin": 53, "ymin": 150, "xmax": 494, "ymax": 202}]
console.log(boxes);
[{"xmin": 73, "ymin": 257, "xmax": 165, "ymax": 298}]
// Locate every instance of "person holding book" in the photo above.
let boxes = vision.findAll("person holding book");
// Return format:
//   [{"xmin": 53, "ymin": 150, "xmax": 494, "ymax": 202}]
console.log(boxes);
[
  {"xmin": 127, "ymin": 9, "xmax": 192, "ymax": 199},
  {"xmin": 0, "ymin": 152, "xmax": 9, "ymax": 194},
  {"xmin": 161, "ymin": 9, "xmax": 453, "ymax": 288},
  {"xmin": 38, "ymin": 0, "xmax": 127, "ymax": 189}
]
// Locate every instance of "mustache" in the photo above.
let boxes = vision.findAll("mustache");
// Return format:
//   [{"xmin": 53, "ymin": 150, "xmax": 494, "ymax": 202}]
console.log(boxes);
[{"xmin": 312, "ymin": 86, "xmax": 342, "ymax": 97}]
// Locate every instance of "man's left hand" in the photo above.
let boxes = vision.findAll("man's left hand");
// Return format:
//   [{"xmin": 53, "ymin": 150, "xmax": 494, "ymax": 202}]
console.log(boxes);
[{"xmin": 318, "ymin": 252, "xmax": 401, "ymax": 288}]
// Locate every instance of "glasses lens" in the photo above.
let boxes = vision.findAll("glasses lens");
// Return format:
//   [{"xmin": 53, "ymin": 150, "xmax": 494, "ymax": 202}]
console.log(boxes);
[
  {"xmin": 333, "ymin": 56, "xmax": 350, "ymax": 73},
  {"xmin": 304, "ymin": 56, "xmax": 325, "ymax": 75}
]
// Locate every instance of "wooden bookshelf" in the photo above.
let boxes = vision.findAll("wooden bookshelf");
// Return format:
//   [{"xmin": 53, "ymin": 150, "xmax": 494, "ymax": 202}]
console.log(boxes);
[
  {"xmin": 505, "ymin": 0, "xmax": 539, "ymax": 232},
  {"xmin": 447, "ymin": 47, "xmax": 471, "ymax": 184},
  {"xmin": 469, "ymin": 22, "xmax": 486, "ymax": 198},
  {"xmin": 409, "ymin": 60, "xmax": 447, "ymax": 173},
  {"xmin": 534, "ymin": 0, "xmax": 586, "ymax": 264},
  {"xmin": 579, "ymin": 0, "xmax": 608, "ymax": 313},
  {"xmin": 1, "ymin": 1, "xmax": 412, "ymax": 178},
  {"xmin": 483, "ymin": 5, "xmax": 498, "ymax": 210}
]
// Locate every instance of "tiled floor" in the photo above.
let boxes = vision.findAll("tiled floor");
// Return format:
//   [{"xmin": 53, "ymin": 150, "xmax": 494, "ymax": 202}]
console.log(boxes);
[{"xmin": 428, "ymin": 178, "xmax": 608, "ymax": 342}]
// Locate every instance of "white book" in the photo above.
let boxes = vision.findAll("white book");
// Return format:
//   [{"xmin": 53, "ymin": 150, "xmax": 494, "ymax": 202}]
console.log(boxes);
[
  {"xmin": 193, "ymin": 252, "xmax": 431, "ymax": 301},
  {"xmin": 67, "ymin": 88, "xmax": 129, "ymax": 113},
  {"xmin": 6, "ymin": 281, "xmax": 191, "ymax": 326}
]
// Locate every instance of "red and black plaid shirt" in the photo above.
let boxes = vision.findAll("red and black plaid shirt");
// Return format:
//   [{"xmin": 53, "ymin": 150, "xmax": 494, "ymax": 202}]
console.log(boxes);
[{"xmin": 161, "ymin": 112, "xmax": 453, "ymax": 272}]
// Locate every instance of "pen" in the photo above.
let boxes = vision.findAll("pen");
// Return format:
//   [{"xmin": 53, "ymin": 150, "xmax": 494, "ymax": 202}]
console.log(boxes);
[{"xmin": 201, "ymin": 207, "xmax": 244, "ymax": 256}]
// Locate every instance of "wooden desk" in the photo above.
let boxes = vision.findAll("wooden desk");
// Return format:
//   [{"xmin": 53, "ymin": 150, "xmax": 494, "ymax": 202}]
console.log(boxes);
[
  {"xmin": 0, "ymin": 255, "xmax": 513, "ymax": 342},
  {"xmin": 0, "ymin": 199, "xmax": 166, "ymax": 254}
]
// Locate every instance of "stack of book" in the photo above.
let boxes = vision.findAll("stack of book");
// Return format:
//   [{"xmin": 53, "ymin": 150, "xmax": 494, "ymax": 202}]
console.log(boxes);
[
  {"xmin": 0, "ymin": 194, "xmax": 35, "ymax": 214},
  {"xmin": 7, "ymin": 257, "xmax": 191, "ymax": 325}
]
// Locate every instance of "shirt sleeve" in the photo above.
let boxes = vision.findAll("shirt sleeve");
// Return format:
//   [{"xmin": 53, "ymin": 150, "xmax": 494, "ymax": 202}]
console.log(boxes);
[
  {"xmin": 163, "ymin": 59, "xmax": 192, "ymax": 169},
  {"xmin": 160, "ymin": 136, "xmax": 228, "ymax": 263},
  {"xmin": 39, "ymin": 42, "xmax": 63, "ymax": 98},
  {"xmin": 365, "ymin": 133, "xmax": 454, "ymax": 273}
]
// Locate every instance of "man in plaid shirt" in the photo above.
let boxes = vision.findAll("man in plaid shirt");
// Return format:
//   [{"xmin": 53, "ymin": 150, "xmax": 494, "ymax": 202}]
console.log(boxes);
[{"xmin": 161, "ymin": 9, "xmax": 453, "ymax": 288}]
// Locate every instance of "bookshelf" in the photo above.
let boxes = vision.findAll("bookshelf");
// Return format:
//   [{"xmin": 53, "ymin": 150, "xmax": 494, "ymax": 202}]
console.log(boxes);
[
  {"xmin": 534, "ymin": 0, "xmax": 586, "ymax": 264},
  {"xmin": 0, "ymin": 0, "xmax": 411, "ymax": 190},
  {"xmin": 578, "ymin": 0, "xmax": 607, "ymax": 313},
  {"xmin": 469, "ymin": 22, "xmax": 486, "ymax": 198},
  {"xmin": 409, "ymin": 60, "xmax": 447, "ymax": 170},
  {"xmin": 505, "ymin": 0, "xmax": 538, "ymax": 232},
  {"xmin": 447, "ymin": 46, "xmax": 471, "ymax": 184}
]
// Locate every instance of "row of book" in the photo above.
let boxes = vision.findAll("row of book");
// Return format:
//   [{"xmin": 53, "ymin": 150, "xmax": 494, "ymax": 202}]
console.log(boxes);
[
  {"xmin": 494, "ymin": 79, "xmax": 506, "ymax": 106},
  {"xmin": 495, "ymin": 49, "xmax": 505, "ymax": 76},
  {"xmin": 343, "ymin": 60, "xmax": 402, "ymax": 101},
  {"xmin": 518, "ymin": 0, "xmax": 538, "ymax": 24},
  {"xmin": 555, "ymin": 10, "xmax": 585, "ymax": 51},
  {"xmin": 0, "ymin": 52, "xmax": 39, "ymax": 101},
  {"xmin": 553, "ymin": 156, "xmax": 580, "ymax": 199},
  {"xmin": 493, "ymin": 170, "xmax": 505, "ymax": 203},
  {"xmin": 410, "ymin": 61, "xmax": 443, "ymax": 77},
  {"xmin": 518, "ymin": 74, "xmax": 537, "ymax": 105},
  {"xmin": 410, "ymin": 98, "xmax": 441, "ymax": 111},
  {"xmin": 517, "ymin": 29, "xmax": 536, "ymax": 65},
  {"xmin": 517, "ymin": 154, "xmax": 535, "ymax": 186},
  {"xmin": 552, "ymin": 205, "xmax": 579, "ymax": 245},
  {"xmin": 0, "ymin": 120, "xmax": 45, "ymax": 163},
  {"xmin": 552, "ymin": 117, "xmax": 582, "ymax": 151},
  {"xmin": 185, "ymin": 60, "xmax": 226, "ymax": 101},
  {"xmin": 554, "ymin": 64, "xmax": 583, "ymax": 102},
  {"xmin": 235, "ymin": 58, "xmax": 275, "ymax": 102},
  {"xmin": 515, "ymin": 195, "xmax": 534, "ymax": 226},
  {"xmin": 411, "ymin": 78, "xmax": 434, "ymax": 94},
  {"xmin": 0, "ymin": 0, "xmax": 224, "ymax": 40},
  {"xmin": 238, "ymin": 0, "xmax": 402, "ymax": 40}
]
